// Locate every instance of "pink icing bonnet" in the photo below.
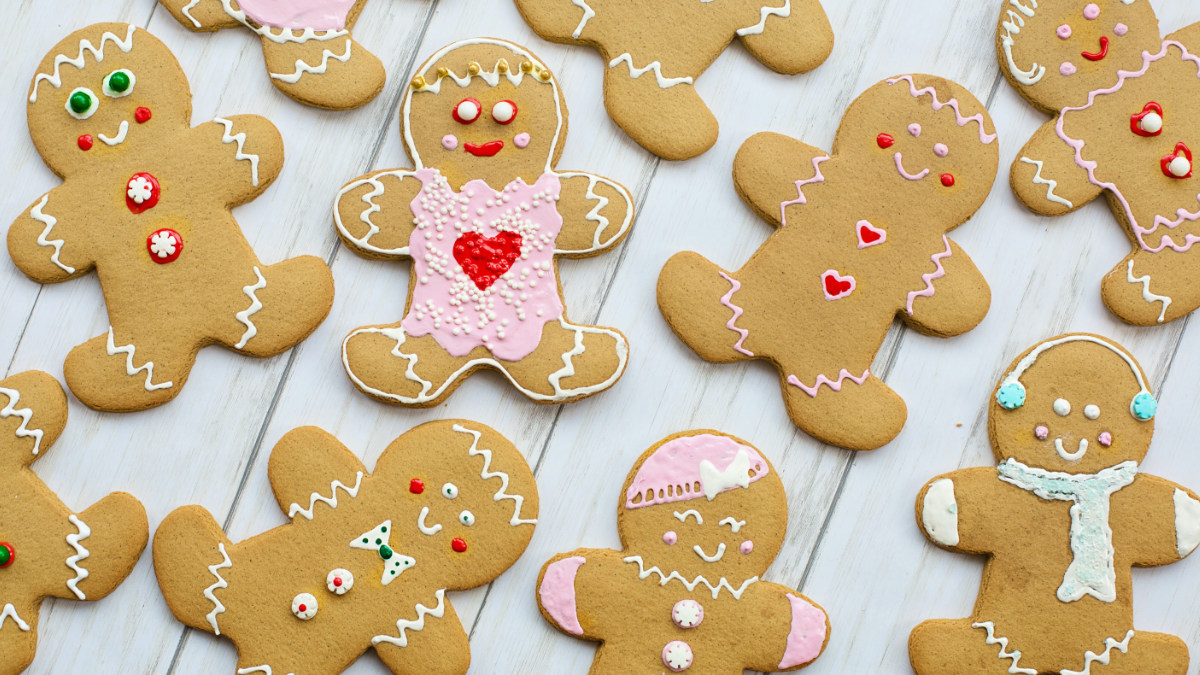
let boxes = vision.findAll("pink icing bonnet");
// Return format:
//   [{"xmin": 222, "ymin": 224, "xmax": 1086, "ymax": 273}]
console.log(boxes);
[
  {"xmin": 237, "ymin": 0, "xmax": 357, "ymax": 31},
  {"xmin": 625, "ymin": 434, "xmax": 770, "ymax": 510}
]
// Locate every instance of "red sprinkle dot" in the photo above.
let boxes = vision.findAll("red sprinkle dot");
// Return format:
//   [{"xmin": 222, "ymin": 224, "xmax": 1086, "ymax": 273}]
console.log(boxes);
[
  {"xmin": 876, "ymin": 133, "xmax": 895, "ymax": 149},
  {"xmin": 298, "ymin": 604, "xmax": 307, "ymax": 612},
  {"xmin": 409, "ymin": 478, "xmax": 425, "ymax": 494},
  {"xmin": 77, "ymin": 135, "xmax": 93, "ymax": 151},
  {"xmin": 333, "ymin": 577, "xmax": 342, "ymax": 587},
  {"xmin": 940, "ymin": 173, "xmax": 956, "ymax": 187},
  {"xmin": 135, "ymin": 107, "xmax": 152, "ymax": 123},
  {"xmin": 451, "ymin": 538, "xmax": 468, "ymax": 553}
]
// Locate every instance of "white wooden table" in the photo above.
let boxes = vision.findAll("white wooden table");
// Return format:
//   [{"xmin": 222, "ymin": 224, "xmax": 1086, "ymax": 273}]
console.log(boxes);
[{"xmin": 3, "ymin": 0, "xmax": 1200, "ymax": 673}]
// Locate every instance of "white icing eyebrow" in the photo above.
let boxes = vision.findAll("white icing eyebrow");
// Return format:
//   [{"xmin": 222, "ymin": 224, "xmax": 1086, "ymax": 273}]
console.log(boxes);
[
  {"xmin": 718, "ymin": 517, "xmax": 745, "ymax": 533},
  {"xmin": 674, "ymin": 509, "xmax": 703, "ymax": 524}
]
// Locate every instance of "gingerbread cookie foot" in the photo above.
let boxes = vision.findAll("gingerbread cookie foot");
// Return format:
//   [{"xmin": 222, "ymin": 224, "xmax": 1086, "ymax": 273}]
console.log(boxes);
[
  {"xmin": 781, "ymin": 370, "xmax": 907, "ymax": 451},
  {"xmin": 226, "ymin": 256, "xmax": 335, "ymax": 356},
  {"xmin": 63, "ymin": 329, "xmax": 189, "ymax": 412},
  {"xmin": 602, "ymin": 63, "xmax": 716, "ymax": 161},
  {"xmin": 260, "ymin": 34, "xmax": 385, "ymax": 110}
]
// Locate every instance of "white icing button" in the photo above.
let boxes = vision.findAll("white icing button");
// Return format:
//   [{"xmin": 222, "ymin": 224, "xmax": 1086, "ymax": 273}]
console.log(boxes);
[
  {"xmin": 671, "ymin": 599, "xmax": 704, "ymax": 629},
  {"xmin": 1169, "ymin": 156, "xmax": 1191, "ymax": 177},
  {"xmin": 662, "ymin": 641, "xmax": 693, "ymax": 671},
  {"xmin": 292, "ymin": 593, "xmax": 318, "ymax": 620},
  {"xmin": 326, "ymin": 569, "xmax": 353, "ymax": 595},
  {"xmin": 1140, "ymin": 112, "xmax": 1163, "ymax": 134},
  {"xmin": 1053, "ymin": 398, "xmax": 1071, "ymax": 416},
  {"xmin": 1084, "ymin": 404, "xmax": 1100, "ymax": 420}
]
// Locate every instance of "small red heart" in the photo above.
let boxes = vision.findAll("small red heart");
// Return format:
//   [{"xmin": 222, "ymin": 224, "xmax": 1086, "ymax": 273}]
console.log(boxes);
[
  {"xmin": 857, "ymin": 220, "xmax": 886, "ymax": 248},
  {"xmin": 453, "ymin": 231, "xmax": 524, "ymax": 290},
  {"xmin": 877, "ymin": 133, "xmax": 895, "ymax": 149},
  {"xmin": 821, "ymin": 270, "xmax": 856, "ymax": 300},
  {"xmin": 1131, "ymin": 102, "xmax": 1163, "ymax": 137},
  {"xmin": 1162, "ymin": 142, "xmax": 1193, "ymax": 179}
]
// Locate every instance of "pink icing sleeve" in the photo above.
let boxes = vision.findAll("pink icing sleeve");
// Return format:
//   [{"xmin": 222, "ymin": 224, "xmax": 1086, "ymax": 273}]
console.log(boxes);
[
  {"xmin": 779, "ymin": 593, "xmax": 827, "ymax": 669},
  {"xmin": 539, "ymin": 556, "xmax": 585, "ymax": 636}
]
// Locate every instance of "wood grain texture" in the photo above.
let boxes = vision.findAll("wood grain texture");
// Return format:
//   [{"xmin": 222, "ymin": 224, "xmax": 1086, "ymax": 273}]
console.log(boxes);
[{"xmin": 1, "ymin": 0, "xmax": 1198, "ymax": 673}]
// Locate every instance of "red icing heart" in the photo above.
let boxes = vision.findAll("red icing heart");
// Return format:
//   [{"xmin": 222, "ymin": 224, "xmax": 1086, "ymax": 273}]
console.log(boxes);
[
  {"xmin": 1131, "ymin": 102, "xmax": 1163, "ymax": 137},
  {"xmin": 453, "ymin": 231, "xmax": 524, "ymax": 290},
  {"xmin": 1162, "ymin": 142, "xmax": 1193, "ymax": 179},
  {"xmin": 856, "ymin": 220, "xmax": 886, "ymax": 248},
  {"xmin": 821, "ymin": 270, "xmax": 856, "ymax": 300}
]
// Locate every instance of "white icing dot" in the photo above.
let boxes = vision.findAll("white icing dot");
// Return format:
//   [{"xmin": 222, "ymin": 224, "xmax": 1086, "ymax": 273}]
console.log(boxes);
[
  {"xmin": 1053, "ymin": 398, "xmax": 1071, "ymax": 416},
  {"xmin": 1084, "ymin": 404, "xmax": 1100, "ymax": 420}
]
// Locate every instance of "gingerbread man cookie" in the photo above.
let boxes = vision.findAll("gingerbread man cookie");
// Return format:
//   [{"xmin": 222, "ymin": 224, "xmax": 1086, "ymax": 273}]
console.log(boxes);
[
  {"xmin": 537, "ymin": 431, "xmax": 829, "ymax": 673},
  {"xmin": 911, "ymin": 334, "xmax": 1200, "ymax": 675},
  {"xmin": 9, "ymin": 24, "xmax": 334, "ymax": 412},
  {"xmin": 0, "ymin": 370, "xmax": 148, "ymax": 674},
  {"xmin": 513, "ymin": 0, "xmax": 833, "ymax": 160},
  {"xmin": 335, "ymin": 38, "xmax": 633, "ymax": 408},
  {"xmin": 658, "ymin": 75, "xmax": 996, "ymax": 451},
  {"xmin": 154, "ymin": 420, "xmax": 537, "ymax": 674},
  {"xmin": 159, "ymin": 0, "xmax": 386, "ymax": 109},
  {"xmin": 1001, "ymin": 0, "xmax": 1200, "ymax": 324}
]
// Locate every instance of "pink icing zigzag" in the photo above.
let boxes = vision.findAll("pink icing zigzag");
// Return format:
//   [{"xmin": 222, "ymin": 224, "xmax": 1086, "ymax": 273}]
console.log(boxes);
[
  {"xmin": 1056, "ymin": 40, "xmax": 1200, "ymax": 253},
  {"xmin": 787, "ymin": 369, "xmax": 870, "ymax": 397},
  {"xmin": 886, "ymin": 76, "xmax": 997, "ymax": 145},
  {"xmin": 779, "ymin": 155, "xmax": 831, "ymax": 226},
  {"xmin": 905, "ymin": 235, "xmax": 952, "ymax": 315},
  {"xmin": 718, "ymin": 271, "xmax": 753, "ymax": 356}
]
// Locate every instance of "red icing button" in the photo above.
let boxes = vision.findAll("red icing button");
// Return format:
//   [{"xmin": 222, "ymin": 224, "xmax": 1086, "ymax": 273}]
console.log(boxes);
[
  {"xmin": 1131, "ymin": 102, "xmax": 1163, "ymax": 137},
  {"xmin": 135, "ymin": 107, "xmax": 152, "ymax": 123},
  {"xmin": 126, "ymin": 172, "xmax": 160, "ymax": 214},
  {"xmin": 876, "ymin": 133, "xmax": 895, "ymax": 149},
  {"xmin": 940, "ymin": 173, "xmax": 956, "ymax": 187},
  {"xmin": 453, "ymin": 231, "xmax": 524, "ymax": 290},
  {"xmin": 409, "ymin": 478, "xmax": 425, "ymax": 494},
  {"xmin": 451, "ymin": 537, "xmax": 468, "ymax": 553},
  {"xmin": 147, "ymin": 228, "xmax": 183, "ymax": 264},
  {"xmin": 77, "ymin": 134, "xmax": 93, "ymax": 151},
  {"xmin": 1162, "ymin": 142, "xmax": 1193, "ymax": 179}
]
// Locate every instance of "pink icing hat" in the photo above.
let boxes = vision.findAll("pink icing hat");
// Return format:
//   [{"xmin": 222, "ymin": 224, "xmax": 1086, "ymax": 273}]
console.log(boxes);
[{"xmin": 625, "ymin": 434, "xmax": 770, "ymax": 510}]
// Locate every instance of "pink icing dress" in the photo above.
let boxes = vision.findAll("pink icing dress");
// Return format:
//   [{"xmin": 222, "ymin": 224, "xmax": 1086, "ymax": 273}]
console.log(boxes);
[
  {"xmin": 236, "ymin": 0, "xmax": 358, "ymax": 30},
  {"xmin": 401, "ymin": 168, "xmax": 565, "ymax": 361}
]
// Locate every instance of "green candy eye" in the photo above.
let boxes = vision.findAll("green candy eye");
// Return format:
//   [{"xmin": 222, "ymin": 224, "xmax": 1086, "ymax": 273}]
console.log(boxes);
[
  {"xmin": 103, "ymin": 69, "xmax": 135, "ymax": 98},
  {"xmin": 65, "ymin": 87, "xmax": 97, "ymax": 119}
]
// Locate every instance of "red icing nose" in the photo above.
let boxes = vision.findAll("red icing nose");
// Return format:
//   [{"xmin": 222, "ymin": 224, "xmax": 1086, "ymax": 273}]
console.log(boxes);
[
  {"xmin": 135, "ymin": 107, "xmax": 152, "ymax": 123},
  {"xmin": 877, "ymin": 133, "xmax": 895, "ymax": 149},
  {"xmin": 409, "ymin": 478, "xmax": 425, "ymax": 494},
  {"xmin": 451, "ymin": 538, "xmax": 468, "ymax": 553},
  {"xmin": 940, "ymin": 173, "xmax": 955, "ymax": 187},
  {"xmin": 77, "ymin": 135, "xmax": 93, "ymax": 151}
]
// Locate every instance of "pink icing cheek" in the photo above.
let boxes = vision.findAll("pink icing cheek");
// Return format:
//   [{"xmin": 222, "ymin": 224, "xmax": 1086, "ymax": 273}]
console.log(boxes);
[
  {"xmin": 514, "ymin": 132, "xmax": 531, "ymax": 149},
  {"xmin": 1114, "ymin": 23, "xmax": 1128, "ymax": 36},
  {"xmin": 1084, "ymin": 3, "xmax": 1100, "ymax": 20},
  {"xmin": 1098, "ymin": 431, "xmax": 1113, "ymax": 447},
  {"xmin": 663, "ymin": 530, "xmax": 677, "ymax": 545},
  {"xmin": 740, "ymin": 540, "xmax": 753, "ymax": 555},
  {"xmin": 1057, "ymin": 24, "xmax": 1073, "ymax": 39},
  {"xmin": 908, "ymin": 123, "xmax": 921, "ymax": 137},
  {"xmin": 1061, "ymin": 62, "xmax": 1077, "ymax": 76},
  {"xmin": 1035, "ymin": 425, "xmax": 1049, "ymax": 440},
  {"xmin": 442, "ymin": 134, "xmax": 458, "ymax": 150}
]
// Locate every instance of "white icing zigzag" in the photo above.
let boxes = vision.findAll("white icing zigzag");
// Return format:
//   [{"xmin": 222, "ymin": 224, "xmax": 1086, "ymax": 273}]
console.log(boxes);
[
  {"xmin": 333, "ymin": 170, "xmax": 414, "ymax": 256},
  {"xmin": 1061, "ymin": 630, "xmax": 1134, "ymax": 675},
  {"xmin": 568, "ymin": 0, "xmax": 596, "ymax": 39},
  {"xmin": 452, "ymin": 424, "xmax": 537, "ymax": 526},
  {"xmin": 608, "ymin": 54, "xmax": 694, "ymax": 88},
  {"xmin": 1019, "ymin": 157, "xmax": 1073, "ymax": 208},
  {"xmin": 288, "ymin": 471, "xmax": 364, "ymax": 520},
  {"xmin": 736, "ymin": 0, "xmax": 791, "ymax": 37},
  {"xmin": 31, "ymin": 195, "xmax": 76, "ymax": 274},
  {"xmin": 106, "ymin": 327, "xmax": 174, "ymax": 392},
  {"xmin": 973, "ymin": 621, "xmax": 1036, "ymax": 674},
  {"xmin": 213, "ymin": 117, "xmax": 261, "ymax": 187},
  {"xmin": 65, "ymin": 514, "xmax": 91, "ymax": 600},
  {"xmin": 0, "ymin": 387, "xmax": 43, "ymax": 456},
  {"xmin": 1126, "ymin": 259, "xmax": 1171, "ymax": 323},
  {"xmin": 269, "ymin": 38, "xmax": 352, "ymax": 84},
  {"xmin": 624, "ymin": 555, "xmax": 757, "ymax": 600},
  {"xmin": 204, "ymin": 543, "xmax": 232, "ymax": 635},
  {"xmin": 180, "ymin": 0, "xmax": 204, "ymax": 28},
  {"xmin": 372, "ymin": 588, "xmax": 447, "ymax": 647},
  {"xmin": 30, "ymin": 25, "xmax": 136, "ymax": 102},
  {"xmin": 233, "ymin": 266, "xmax": 267, "ymax": 349},
  {"xmin": 0, "ymin": 603, "xmax": 31, "ymax": 632}
]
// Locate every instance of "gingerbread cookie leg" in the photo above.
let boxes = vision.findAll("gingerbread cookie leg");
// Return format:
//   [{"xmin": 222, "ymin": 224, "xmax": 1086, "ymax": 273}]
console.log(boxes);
[
  {"xmin": 0, "ymin": 603, "xmax": 39, "ymax": 674},
  {"xmin": 259, "ymin": 33, "xmax": 385, "ymax": 110},
  {"xmin": 43, "ymin": 493, "xmax": 148, "ymax": 602},
  {"xmin": 152, "ymin": 505, "xmax": 234, "ymax": 635},
  {"xmin": 899, "ymin": 238, "xmax": 991, "ymax": 338},
  {"xmin": 736, "ymin": 0, "xmax": 834, "ymax": 75},
  {"xmin": 220, "ymin": 256, "xmax": 334, "ymax": 356},
  {"xmin": 158, "ymin": 0, "xmax": 242, "ymax": 30},
  {"xmin": 909, "ymin": 618, "xmax": 1023, "ymax": 674},
  {"xmin": 1101, "ymin": 250, "xmax": 1193, "ymax": 326},
  {"xmin": 504, "ymin": 318, "xmax": 628, "ymax": 401},
  {"xmin": 602, "ymin": 58, "xmax": 716, "ymax": 161},
  {"xmin": 780, "ymin": 369, "xmax": 907, "ymax": 451},
  {"xmin": 63, "ymin": 324, "xmax": 193, "ymax": 412},
  {"xmin": 658, "ymin": 252, "xmax": 755, "ymax": 363},
  {"xmin": 342, "ymin": 324, "xmax": 478, "ymax": 406},
  {"xmin": 373, "ymin": 598, "xmax": 472, "ymax": 675},
  {"xmin": 1011, "ymin": 119, "xmax": 1103, "ymax": 217}
]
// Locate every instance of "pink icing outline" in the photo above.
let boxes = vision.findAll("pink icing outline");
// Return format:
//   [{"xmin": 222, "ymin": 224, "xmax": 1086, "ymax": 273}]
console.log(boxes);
[
  {"xmin": 856, "ymin": 220, "xmax": 887, "ymax": 248},
  {"xmin": 625, "ymin": 434, "xmax": 770, "ymax": 510},
  {"xmin": 905, "ymin": 235, "xmax": 952, "ymax": 315},
  {"xmin": 717, "ymin": 271, "xmax": 753, "ymax": 356},
  {"xmin": 237, "ymin": 0, "xmax": 356, "ymax": 30},
  {"xmin": 821, "ymin": 269, "xmax": 856, "ymax": 300},
  {"xmin": 779, "ymin": 155, "xmax": 831, "ymax": 226},
  {"xmin": 539, "ymin": 556, "xmax": 585, "ymax": 635},
  {"xmin": 787, "ymin": 369, "xmax": 870, "ymax": 397},
  {"xmin": 779, "ymin": 594, "xmax": 827, "ymax": 668},
  {"xmin": 1056, "ymin": 40, "xmax": 1200, "ymax": 253},
  {"xmin": 886, "ymin": 76, "xmax": 997, "ymax": 144}
]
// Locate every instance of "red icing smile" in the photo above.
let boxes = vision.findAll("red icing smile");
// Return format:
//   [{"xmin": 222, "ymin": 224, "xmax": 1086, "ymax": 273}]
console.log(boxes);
[
  {"xmin": 1082, "ymin": 36, "xmax": 1109, "ymax": 61},
  {"xmin": 453, "ymin": 231, "xmax": 524, "ymax": 290},
  {"xmin": 464, "ymin": 141, "xmax": 504, "ymax": 157}
]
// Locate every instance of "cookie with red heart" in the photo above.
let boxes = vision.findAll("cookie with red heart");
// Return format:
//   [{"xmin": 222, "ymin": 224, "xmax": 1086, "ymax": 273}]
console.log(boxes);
[
  {"xmin": 657, "ymin": 74, "xmax": 996, "ymax": 450},
  {"xmin": 334, "ymin": 38, "xmax": 634, "ymax": 407}
]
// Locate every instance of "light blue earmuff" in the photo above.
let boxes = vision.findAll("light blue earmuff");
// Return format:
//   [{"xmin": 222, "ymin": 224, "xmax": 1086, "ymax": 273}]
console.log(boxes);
[
  {"xmin": 1131, "ymin": 392, "xmax": 1157, "ymax": 421},
  {"xmin": 996, "ymin": 382, "xmax": 1026, "ymax": 410}
]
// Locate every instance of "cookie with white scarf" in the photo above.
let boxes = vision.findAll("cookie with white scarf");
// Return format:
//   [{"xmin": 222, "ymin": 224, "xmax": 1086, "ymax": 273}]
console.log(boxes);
[
  {"xmin": 911, "ymin": 333, "xmax": 1200, "ymax": 674},
  {"xmin": 0, "ymin": 370, "xmax": 148, "ymax": 674}
]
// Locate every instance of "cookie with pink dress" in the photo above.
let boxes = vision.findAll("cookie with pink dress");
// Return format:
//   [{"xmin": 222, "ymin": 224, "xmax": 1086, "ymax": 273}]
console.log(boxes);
[
  {"xmin": 537, "ymin": 430, "xmax": 829, "ymax": 673},
  {"xmin": 159, "ymin": 0, "xmax": 386, "ymax": 109},
  {"xmin": 335, "ymin": 38, "xmax": 634, "ymax": 407}
]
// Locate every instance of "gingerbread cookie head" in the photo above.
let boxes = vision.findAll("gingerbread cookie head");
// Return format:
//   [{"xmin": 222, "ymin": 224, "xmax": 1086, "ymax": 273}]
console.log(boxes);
[
  {"xmin": 990, "ymin": 334, "xmax": 1156, "ymax": 474},
  {"xmin": 996, "ymin": 0, "xmax": 1161, "ymax": 112},
  {"xmin": 839, "ymin": 75, "xmax": 1000, "ymax": 224},
  {"xmin": 403, "ymin": 39, "xmax": 565, "ymax": 191},
  {"xmin": 620, "ymin": 432, "xmax": 786, "ymax": 586},
  {"xmin": 27, "ymin": 24, "xmax": 188, "ymax": 175}
]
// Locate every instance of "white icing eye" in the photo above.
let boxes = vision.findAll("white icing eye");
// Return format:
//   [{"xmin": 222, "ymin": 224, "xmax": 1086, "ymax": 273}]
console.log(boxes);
[
  {"xmin": 458, "ymin": 510, "xmax": 475, "ymax": 526},
  {"xmin": 65, "ymin": 87, "xmax": 98, "ymax": 120},
  {"xmin": 442, "ymin": 483, "xmax": 458, "ymax": 499},
  {"xmin": 1084, "ymin": 404, "xmax": 1100, "ymax": 420},
  {"xmin": 102, "ymin": 69, "xmax": 135, "ymax": 98},
  {"xmin": 1053, "ymin": 398, "xmax": 1071, "ymax": 416},
  {"xmin": 492, "ymin": 100, "xmax": 518, "ymax": 124},
  {"xmin": 326, "ymin": 568, "xmax": 353, "ymax": 595},
  {"xmin": 292, "ymin": 592, "xmax": 318, "ymax": 620},
  {"xmin": 452, "ymin": 98, "xmax": 481, "ymax": 124}
]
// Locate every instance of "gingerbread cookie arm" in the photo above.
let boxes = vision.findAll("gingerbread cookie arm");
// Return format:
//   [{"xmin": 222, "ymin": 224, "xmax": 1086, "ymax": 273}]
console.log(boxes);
[
  {"xmin": 1119, "ymin": 475, "xmax": 1200, "ymax": 567},
  {"xmin": 45, "ymin": 492, "xmax": 148, "ymax": 602},
  {"xmin": 192, "ymin": 115, "xmax": 284, "ymax": 206},
  {"xmin": 734, "ymin": 132, "xmax": 830, "ymax": 228},
  {"xmin": 0, "ymin": 371, "xmax": 67, "ymax": 471},
  {"xmin": 334, "ymin": 169, "xmax": 423, "ymax": 260},
  {"xmin": 736, "ymin": 0, "xmax": 834, "ymax": 75},
  {"xmin": 267, "ymin": 426, "xmax": 369, "ymax": 521},
  {"xmin": 536, "ymin": 549, "xmax": 625, "ymax": 642},
  {"xmin": 553, "ymin": 173, "xmax": 635, "ymax": 256},
  {"xmin": 899, "ymin": 238, "xmax": 991, "ymax": 337},
  {"xmin": 916, "ymin": 467, "xmax": 1005, "ymax": 555},
  {"xmin": 372, "ymin": 594, "xmax": 472, "ymax": 675},
  {"xmin": 1165, "ymin": 20, "xmax": 1200, "ymax": 46},
  {"xmin": 152, "ymin": 505, "xmax": 236, "ymax": 635},
  {"xmin": 158, "ymin": 0, "xmax": 242, "ymax": 31},
  {"xmin": 1011, "ymin": 119, "xmax": 1102, "ymax": 217},
  {"xmin": 1101, "ymin": 250, "xmax": 1192, "ymax": 326},
  {"xmin": 7, "ymin": 189, "xmax": 94, "ymax": 283},
  {"xmin": 260, "ymin": 33, "xmax": 385, "ymax": 111},
  {"xmin": 738, "ymin": 581, "xmax": 830, "ymax": 672}
]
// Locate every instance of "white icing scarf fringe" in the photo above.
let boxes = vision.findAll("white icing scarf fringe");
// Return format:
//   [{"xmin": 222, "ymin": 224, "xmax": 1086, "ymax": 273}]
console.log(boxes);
[{"xmin": 997, "ymin": 458, "xmax": 1138, "ymax": 603}]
